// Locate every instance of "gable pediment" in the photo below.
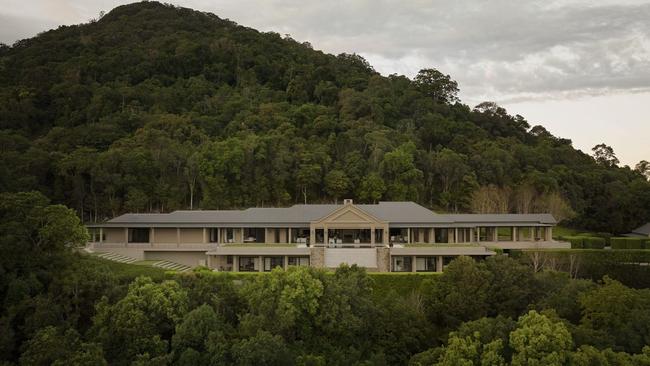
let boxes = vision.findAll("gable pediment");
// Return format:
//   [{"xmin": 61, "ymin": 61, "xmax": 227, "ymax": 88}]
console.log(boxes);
[{"xmin": 312, "ymin": 204, "xmax": 386, "ymax": 226}]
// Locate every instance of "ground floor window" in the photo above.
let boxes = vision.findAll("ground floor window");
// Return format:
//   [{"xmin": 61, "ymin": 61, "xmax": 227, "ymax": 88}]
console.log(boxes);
[
  {"xmin": 415, "ymin": 257, "xmax": 436, "ymax": 272},
  {"xmin": 128, "ymin": 228, "xmax": 150, "ymax": 243},
  {"xmin": 239, "ymin": 256, "xmax": 256, "ymax": 272},
  {"xmin": 288, "ymin": 256, "xmax": 309, "ymax": 266},
  {"xmin": 392, "ymin": 256, "xmax": 412, "ymax": 272},
  {"xmin": 443, "ymin": 256, "xmax": 455, "ymax": 268},
  {"xmin": 264, "ymin": 256, "xmax": 284, "ymax": 271}
]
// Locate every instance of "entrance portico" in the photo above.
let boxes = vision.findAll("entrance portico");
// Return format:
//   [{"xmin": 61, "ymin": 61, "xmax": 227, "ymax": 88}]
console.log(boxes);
[{"xmin": 309, "ymin": 199, "xmax": 389, "ymax": 247}]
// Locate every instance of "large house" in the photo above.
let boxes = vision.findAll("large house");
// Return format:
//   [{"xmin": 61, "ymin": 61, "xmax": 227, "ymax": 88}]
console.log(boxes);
[{"xmin": 87, "ymin": 200, "xmax": 568, "ymax": 272}]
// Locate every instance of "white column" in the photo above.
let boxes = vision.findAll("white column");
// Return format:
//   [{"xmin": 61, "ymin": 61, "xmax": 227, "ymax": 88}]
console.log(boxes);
[
  {"xmin": 370, "ymin": 226, "xmax": 375, "ymax": 245},
  {"xmin": 324, "ymin": 225, "xmax": 329, "ymax": 245},
  {"xmin": 258, "ymin": 256, "xmax": 263, "ymax": 272},
  {"xmin": 150, "ymin": 228, "xmax": 155, "ymax": 244},
  {"xmin": 203, "ymin": 228, "xmax": 207, "ymax": 243},
  {"xmin": 513, "ymin": 227, "xmax": 518, "ymax": 242},
  {"xmin": 99, "ymin": 228, "xmax": 103, "ymax": 244},
  {"xmin": 176, "ymin": 227, "xmax": 181, "ymax": 247},
  {"xmin": 411, "ymin": 256, "xmax": 417, "ymax": 273},
  {"xmin": 407, "ymin": 228, "xmax": 411, "ymax": 244},
  {"xmin": 124, "ymin": 228, "xmax": 128, "ymax": 245},
  {"xmin": 284, "ymin": 255, "xmax": 288, "ymax": 270},
  {"xmin": 455, "ymin": 228, "xmax": 459, "ymax": 243},
  {"xmin": 233, "ymin": 256, "xmax": 239, "ymax": 272}
]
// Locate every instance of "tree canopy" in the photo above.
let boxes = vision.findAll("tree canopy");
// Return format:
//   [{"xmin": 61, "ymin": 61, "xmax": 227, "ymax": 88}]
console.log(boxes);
[{"xmin": 0, "ymin": 1, "xmax": 648, "ymax": 232}]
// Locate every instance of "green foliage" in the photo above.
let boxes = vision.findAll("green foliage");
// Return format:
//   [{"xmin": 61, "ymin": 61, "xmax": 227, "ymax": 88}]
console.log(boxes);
[
  {"xmin": 90, "ymin": 276, "xmax": 189, "ymax": 364},
  {"xmin": 0, "ymin": 2, "xmax": 647, "ymax": 232},
  {"xmin": 232, "ymin": 330, "xmax": 292, "ymax": 366},
  {"xmin": 611, "ymin": 237, "xmax": 650, "ymax": 249},
  {"xmin": 509, "ymin": 310, "xmax": 573, "ymax": 366},
  {"xmin": 565, "ymin": 236, "xmax": 606, "ymax": 249},
  {"xmin": 422, "ymin": 256, "xmax": 491, "ymax": 328},
  {"xmin": 577, "ymin": 277, "xmax": 650, "ymax": 353}
]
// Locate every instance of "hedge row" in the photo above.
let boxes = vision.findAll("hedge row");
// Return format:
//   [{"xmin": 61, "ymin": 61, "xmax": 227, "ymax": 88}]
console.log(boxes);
[
  {"xmin": 610, "ymin": 237, "xmax": 650, "ymax": 250},
  {"xmin": 564, "ymin": 236, "xmax": 607, "ymax": 249}
]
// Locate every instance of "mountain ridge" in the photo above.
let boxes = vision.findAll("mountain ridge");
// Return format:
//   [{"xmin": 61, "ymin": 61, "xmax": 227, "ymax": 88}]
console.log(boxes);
[{"xmin": 0, "ymin": 1, "xmax": 648, "ymax": 233}]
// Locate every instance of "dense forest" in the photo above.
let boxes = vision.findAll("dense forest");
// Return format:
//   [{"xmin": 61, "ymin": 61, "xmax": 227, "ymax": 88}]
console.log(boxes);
[
  {"xmin": 1, "ymin": 1, "xmax": 649, "ymax": 233},
  {"xmin": 1, "ymin": 191, "xmax": 650, "ymax": 365}
]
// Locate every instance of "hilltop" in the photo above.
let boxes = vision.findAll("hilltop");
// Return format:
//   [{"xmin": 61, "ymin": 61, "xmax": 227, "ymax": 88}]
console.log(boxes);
[{"xmin": 0, "ymin": 1, "xmax": 648, "ymax": 233}]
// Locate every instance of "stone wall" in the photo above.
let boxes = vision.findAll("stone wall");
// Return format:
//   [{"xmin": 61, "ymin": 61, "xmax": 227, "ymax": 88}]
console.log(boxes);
[
  {"xmin": 376, "ymin": 247, "xmax": 390, "ymax": 272},
  {"xmin": 310, "ymin": 247, "xmax": 325, "ymax": 268}
]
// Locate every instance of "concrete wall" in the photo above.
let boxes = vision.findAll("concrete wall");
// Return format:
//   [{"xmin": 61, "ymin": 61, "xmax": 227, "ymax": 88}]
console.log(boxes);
[
  {"xmin": 180, "ymin": 228, "xmax": 203, "ymax": 243},
  {"xmin": 104, "ymin": 228, "xmax": 124, "ymax": 243},
  {"xmin": 144, "ymin": 251, "xmax": 207, "ymax": 267},
  {"xmin": 324, "ymin": 248, "xmax": 377, "ymax": 268},
  {"xmin": 155, "ymin": 228, "xmax": 177, "ymax": 243}
]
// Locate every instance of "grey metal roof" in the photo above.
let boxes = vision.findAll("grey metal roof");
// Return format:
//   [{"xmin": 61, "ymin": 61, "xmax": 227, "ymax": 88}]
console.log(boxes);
[
  {"xmin": 90, "ymin": 202, "xmax": 556, "ymax": 227},
  {"xmin": 444, "ymin": 213, "xmax": 557, "ymax": 225},
  {"xmin": 631, "ymin": 222, "xmax": 650, "ymax": 236}
]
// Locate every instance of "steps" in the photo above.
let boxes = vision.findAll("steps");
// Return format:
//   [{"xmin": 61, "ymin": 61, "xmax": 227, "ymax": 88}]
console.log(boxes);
[
  {"xmin": 89, "ymin": 250, "xmax": 192, "ymax": 272},
  {"xmin": 152, "ymin": 260, "xmax": 191, "ymax": 272},
  {"xmin": 94, "ymin": 251, "xmax": 138, "ymax": 264}
]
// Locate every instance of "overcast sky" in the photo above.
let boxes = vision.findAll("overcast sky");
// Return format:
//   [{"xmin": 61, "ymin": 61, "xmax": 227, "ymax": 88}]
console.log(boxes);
[{"xmin": 1, "ymin": 0, "xmax": 649, "ymax": 167}]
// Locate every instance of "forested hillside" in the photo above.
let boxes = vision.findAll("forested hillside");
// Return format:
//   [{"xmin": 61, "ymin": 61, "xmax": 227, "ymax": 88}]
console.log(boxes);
[{"xmin": 1, "ymin": 1, "xmax": 649, "ymax": 233}]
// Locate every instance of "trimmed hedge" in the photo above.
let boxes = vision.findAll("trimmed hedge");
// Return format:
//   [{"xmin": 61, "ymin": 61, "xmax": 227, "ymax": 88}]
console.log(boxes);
[
  {"xmin": 583, "ymin": 237, "xmax": 606, "ymax": 249},
  {"xmin": 564, "ymin": 236, "xmax": 606, "ymax": 249},
  {"xmin": 610, "ymin": 237, "xmax": 650, "ymax": 250},
  {"xmin": 565, "ymin": 236, "xmax": 585, "ymax": 249}
]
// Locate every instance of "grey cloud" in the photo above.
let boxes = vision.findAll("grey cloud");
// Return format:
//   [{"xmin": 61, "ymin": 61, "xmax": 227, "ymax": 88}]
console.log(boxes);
[{"xmin": 3, "ymin": 0, "xmax": 650, "ymax": 103}]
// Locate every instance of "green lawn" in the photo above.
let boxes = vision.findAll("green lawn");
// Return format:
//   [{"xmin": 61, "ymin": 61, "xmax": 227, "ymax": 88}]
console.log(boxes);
[
  {"xmin": 82, "ymin": 255, "xmax": 168, "ymax": 281},
  {"xmin": 553, "ymin": 226, "xmax": 606, "ymax": 239}
]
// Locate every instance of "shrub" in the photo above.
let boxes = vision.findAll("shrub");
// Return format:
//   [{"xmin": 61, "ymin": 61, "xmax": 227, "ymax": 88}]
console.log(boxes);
[
  {"xmin": 583, "ymin": 237, "xmax": 606, "ymax": 249},
  {"xmin": 610, "ymin": 237, "xmax": 627, "ymax": 249},
  {"xmin": 565, "ymin": 236, "xmax": 584, "ymax": 249}
]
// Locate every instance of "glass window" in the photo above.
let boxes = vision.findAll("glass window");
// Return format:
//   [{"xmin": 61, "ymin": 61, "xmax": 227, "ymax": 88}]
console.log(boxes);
[
  {"xmin": 497, "ymin": 227, "xmax": 513, "ymax": 241},
  {"xmin": 264, "ymin": 256, "xmax": 284, "ymax": 271},
  {"xmin": 239, "ymin": 256, "xmax": 256, "ymax": 272},
  {"xmin": 392, "ymin": 256, "xmax": 412, "ymax": 272},
  {"xmin": 518, "ymin": 227, "xmax": 532, "ymax": 241},
  {"xmin": 209, "ymin": 228, "xmax": 218, "ymax": 242},
  {"xmin": 435, "ymin": 229, "xmax": 449, "ymax": 243},
  {"xmin": 128, "ymin": 228, "xmax": 150, "ymax": 243},
  {"xmin": 416, "ymin": 257, "xmax": 436, "ymax": 272},
  {"xmin": 288, "ymin": 257, "xmax": 309, "ymax": 266}
]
